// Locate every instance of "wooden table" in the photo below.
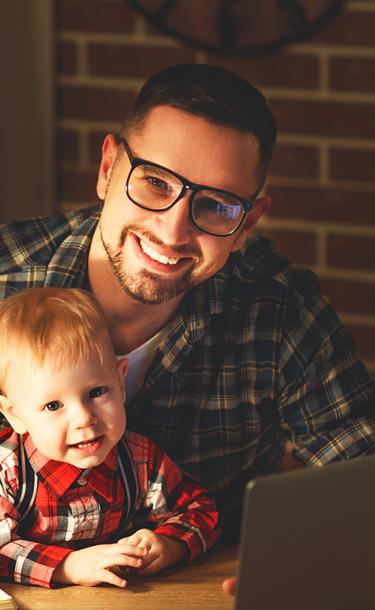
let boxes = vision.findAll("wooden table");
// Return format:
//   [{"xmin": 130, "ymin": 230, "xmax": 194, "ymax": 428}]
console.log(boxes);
[{"xmin": 2, "ymin": 544, "xmax": 238, "ymax": 610}]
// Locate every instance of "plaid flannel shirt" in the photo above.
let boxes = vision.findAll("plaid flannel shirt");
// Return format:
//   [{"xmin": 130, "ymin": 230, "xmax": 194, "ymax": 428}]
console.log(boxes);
[
  {"xmin": 0, "ymin": 427, "xmax": 219, "ymax": 587},
  {"xmin": 1, "ymin": 207, "xmax": 375, "ymax": 538}
]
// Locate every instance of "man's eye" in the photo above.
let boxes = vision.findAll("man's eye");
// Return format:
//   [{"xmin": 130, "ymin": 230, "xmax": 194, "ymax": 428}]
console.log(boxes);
[
  {"xmin": 147, "ymin": 176, "xmax": 170, "ymax": 190},
  {"xmin": 89, "ymin": 386, "xmax": 107, "ymax": 399},
  {"xmin": 45, "ymin": 400, "xmax": 62, "ymax": 412}
]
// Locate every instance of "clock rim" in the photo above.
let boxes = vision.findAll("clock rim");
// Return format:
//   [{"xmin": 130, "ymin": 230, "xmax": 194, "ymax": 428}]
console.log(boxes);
[{"xmin": 126, "ymin": 0, "xmax": 346, "ymax": 56}]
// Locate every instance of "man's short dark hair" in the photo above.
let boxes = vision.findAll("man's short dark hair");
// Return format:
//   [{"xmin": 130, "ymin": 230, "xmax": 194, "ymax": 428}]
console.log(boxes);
[{"xmin": 122, "ymin": 63, "xmax": 277, "ymax": 192}]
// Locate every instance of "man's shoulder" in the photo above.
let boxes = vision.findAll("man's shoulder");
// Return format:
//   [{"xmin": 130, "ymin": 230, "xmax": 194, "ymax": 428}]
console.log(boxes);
[
  {"xmin": 0, "ymin": 205, "xmax": 99, "ymax": 270},
  {"xmin": 181, "ymin": 234, "xmax": 324, "ymax": 341},
  {"xmin": 232, "ymin": 233, "xmax": 321, "ymax": 305}
]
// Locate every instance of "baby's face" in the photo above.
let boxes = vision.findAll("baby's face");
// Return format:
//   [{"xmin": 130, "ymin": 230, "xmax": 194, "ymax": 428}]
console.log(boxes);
[{"xmin": 2, "ymin": 342, "xmax": 127, "ymax": 469}]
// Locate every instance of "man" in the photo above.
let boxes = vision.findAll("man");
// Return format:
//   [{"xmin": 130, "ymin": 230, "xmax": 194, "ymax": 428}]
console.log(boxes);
[{"xmin": 1, "ymin": 63, "xmax": 374, "ymax": 542}]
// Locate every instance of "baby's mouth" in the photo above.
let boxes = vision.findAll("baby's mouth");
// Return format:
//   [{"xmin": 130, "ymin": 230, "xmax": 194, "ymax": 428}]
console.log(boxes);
[{"xmin": 70, "ymin": 435, "xmax": 102, "ymax": 449}]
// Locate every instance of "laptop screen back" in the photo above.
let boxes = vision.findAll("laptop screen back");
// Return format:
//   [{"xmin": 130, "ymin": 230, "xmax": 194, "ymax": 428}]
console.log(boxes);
[{"xmin": 235, "ymin": 456, "xmax": 375, "ymax": 610}]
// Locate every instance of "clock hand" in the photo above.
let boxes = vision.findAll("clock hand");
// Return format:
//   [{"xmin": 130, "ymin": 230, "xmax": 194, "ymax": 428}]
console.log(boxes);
[
  {"xmin": 218, "ymin": 0, "xmax": 238, "ymax": 51},
  {"xmin": 149, "ymin": 0, "xmax": 179, "ymax": 21},
  {"xmin": 277, "ymin": 0, "xmax": 308, "ymax": 32}
]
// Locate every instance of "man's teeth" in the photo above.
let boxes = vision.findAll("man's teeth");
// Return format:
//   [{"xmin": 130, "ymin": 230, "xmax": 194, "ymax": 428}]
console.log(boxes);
[{"xmin": 140, "ymin": 240, "xmax": 180, "ymax": 265}]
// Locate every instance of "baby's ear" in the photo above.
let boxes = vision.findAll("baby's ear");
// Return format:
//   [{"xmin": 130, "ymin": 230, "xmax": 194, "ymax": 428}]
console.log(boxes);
[
  {"xmin": 117, "ymin": 357, "xmax": 128, "ymax": 385},
  {"xmin": 0, "ymin": 395, "xmax": 27, "ymax": 434}
]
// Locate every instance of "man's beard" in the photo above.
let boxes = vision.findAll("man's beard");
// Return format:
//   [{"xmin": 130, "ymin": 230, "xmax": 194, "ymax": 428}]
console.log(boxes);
[{"xmin": 99, "ymin": 224, "xmax": 198, "ymax": 305}]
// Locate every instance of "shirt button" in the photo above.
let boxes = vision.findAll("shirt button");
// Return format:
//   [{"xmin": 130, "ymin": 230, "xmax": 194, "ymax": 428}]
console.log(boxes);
[{"xmin": 77, "ymin": 476, "xmax": 87, "ymax": 486}]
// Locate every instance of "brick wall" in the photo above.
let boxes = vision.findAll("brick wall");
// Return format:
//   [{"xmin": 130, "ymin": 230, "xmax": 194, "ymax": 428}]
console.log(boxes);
[{"xmin": 55, "ymin": 0, "xmax": 375, "ymax": 371}]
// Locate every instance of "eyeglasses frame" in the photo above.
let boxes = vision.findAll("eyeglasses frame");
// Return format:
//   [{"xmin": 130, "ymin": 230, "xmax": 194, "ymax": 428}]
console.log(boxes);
[{"xmin": 120, "ymin": 137, "xmax": 257, "ymax": 237}]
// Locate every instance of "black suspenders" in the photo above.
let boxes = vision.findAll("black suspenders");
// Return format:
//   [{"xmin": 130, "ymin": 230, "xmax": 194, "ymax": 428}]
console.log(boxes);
[
  {"xmin": 14, "ymin": 436, "xmax": 139, "ymax": 531},
  {"xmin": 14, "ymin": 439, "xmax": 38, "ymax": 523},
  {"xmin": 116, "ymin": 436, "xmax": 139, "ymax": 530}
]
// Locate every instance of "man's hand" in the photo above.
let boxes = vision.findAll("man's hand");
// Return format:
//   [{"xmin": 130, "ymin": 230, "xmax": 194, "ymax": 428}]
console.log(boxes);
[
  {"xmin": 118, "ymin": 528, "xmax": 187, "ymax": 575},
  {"xmin": 53, "ymin": 542, "xmax": 147, "ymax": 587},
  {"xmin": 222, "ymin": 577, "xmax": 237, "ymax": 595}
]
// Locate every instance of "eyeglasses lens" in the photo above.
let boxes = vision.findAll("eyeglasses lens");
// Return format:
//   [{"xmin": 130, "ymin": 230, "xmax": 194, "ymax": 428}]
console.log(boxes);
[
  {"xmin": 128, "ymin": 164, "xmax": 182, "ymax": 209},
  {"xmin": 127, "ymin": 164, "xmax": 244, "ymax": 235},
  {"xmin": 192, "ymin": 190, "xmax": 244, "ymax": 235}
]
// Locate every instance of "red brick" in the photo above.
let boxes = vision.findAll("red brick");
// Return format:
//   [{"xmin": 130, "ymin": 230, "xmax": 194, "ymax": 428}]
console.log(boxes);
[
  {"xmin": 269, "ymin": 144, "xmax": 319, "ymax": 180},
  {"xmin": 309, "ymin": 9, "xmax": 375, "ymax": 47},
  {"xmin": 56, "ymin": 85, "xmax": 136, "ymax": 122},
  {"xmin": 346, "ymin": 323, "xmax": 375, "ymax": 362},
  {"xmin": 56, "ymin": 129, "xmax": 79, "ymax": 163},
  {"xmin": 259, "ymin": 228, "xmax": 317, "ymax": 267},
  {"xmin": 330, "ymin": 57, "xmax": 375, "ymax": 94},
  {"xmin": 58, "ymin": 168, "xmax": 99, "ymax": 203},
  {"xmin": 206, "ymin": 54, "xmax": 319, "ymax": 89},
  {"xmin": 55, "ymin": 0, "xmax": 135, "ymax": 33},
  {"xmin": 266, "ymin": 185, "xmax": 375, "ymax": 227},
  {"xmin": 319, "ymin": 277, "xmax": 375, "ymax": 317},
  {"xmin": 56, "ymin": 41, "xmax": 77, "ymax": 76},
  {"xmin": 330, "ymin": 148, "xmax": 375, "ymax": 184},
  {"xmin": 270, "ymin": 99, "xmax": 375, "ymax": 140},
  {"xmin": 327, "ymin": 234, "xmax": 375, "ymax": 273},
  {"xmin": 88, "ymin": 44, "xmax": 196, "ymax": 79}
]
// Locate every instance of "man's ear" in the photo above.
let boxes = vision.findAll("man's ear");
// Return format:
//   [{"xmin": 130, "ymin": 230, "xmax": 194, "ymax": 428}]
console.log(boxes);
[
  {"xmin": 231, "ymin": 196, "xmax": 272, "ymax": 253},
  {"xmin": 117, "ymin": 357, "xmax": 128, "ymax": 386},
  {"xmin": 0, "ymin": 395, "xmax": 27, "ymax": 434},
  {"xmin": 96, "ymin": 134, "xmax": 119, "ymax": 201}
]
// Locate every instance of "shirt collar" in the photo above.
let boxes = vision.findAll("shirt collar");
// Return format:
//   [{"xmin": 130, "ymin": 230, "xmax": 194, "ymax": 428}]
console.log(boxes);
[
  {"xmin": 44, "ymin": 211, "xmax": 99, "ymax": 289},
  {"xmin": 23, "ymin": 433, "xmax": 118, "ymax": 502}
]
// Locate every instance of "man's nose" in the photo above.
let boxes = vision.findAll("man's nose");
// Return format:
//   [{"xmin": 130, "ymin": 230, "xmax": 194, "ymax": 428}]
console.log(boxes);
[{"xmin": 155, "ymin": 191, "xmax": 192, "ymax": 245}]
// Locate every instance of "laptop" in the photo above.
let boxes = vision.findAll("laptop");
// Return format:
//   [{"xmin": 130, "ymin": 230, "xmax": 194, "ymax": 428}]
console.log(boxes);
[{"xmin": 235, "ymin": 455, "xmax": 375, "ymax": 610}]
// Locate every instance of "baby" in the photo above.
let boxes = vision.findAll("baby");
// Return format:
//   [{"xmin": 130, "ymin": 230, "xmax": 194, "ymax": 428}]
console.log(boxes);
[{"xmin": 0, "ymin": 287, "xmax": 219, "ymax": 588}]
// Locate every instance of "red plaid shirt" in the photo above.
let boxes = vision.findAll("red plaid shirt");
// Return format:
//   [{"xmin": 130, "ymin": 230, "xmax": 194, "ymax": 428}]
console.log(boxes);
[{"xmin": 0, "ymin": 428, "xmax": 219, "ymax": 588}]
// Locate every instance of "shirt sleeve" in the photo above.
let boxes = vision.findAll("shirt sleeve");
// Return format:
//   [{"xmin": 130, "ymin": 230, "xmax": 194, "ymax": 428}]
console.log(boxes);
[
  {"xmin": 132, "ymin": 437, "xmax": 220, "ymax": 562},
  {"xmin": 277, "ymin": 280, "xmax": 375, "ymax": 466},
  {"xmin": 0, "ymin": 447, "xmax": 71, "ymax": 588}
]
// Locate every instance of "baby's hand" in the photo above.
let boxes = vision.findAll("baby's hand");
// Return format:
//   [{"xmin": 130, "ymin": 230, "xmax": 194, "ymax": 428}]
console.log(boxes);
[
  {"xmin": 118, "ymin": 528, "xmax": 187, "ymax": 575},
  {"xmin": 53, "ymin": 542, "xmax": 148, "ymax": 587}
]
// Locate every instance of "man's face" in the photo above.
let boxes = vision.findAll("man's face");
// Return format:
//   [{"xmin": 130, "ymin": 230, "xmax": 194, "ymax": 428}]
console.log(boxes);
[
  {"xmin": 96, "ymin": 105, "xmax": 271, "ymax": 305},
  {"xmin": 2, "ymin": 339, "xmax": 127, "ymax": 469}
]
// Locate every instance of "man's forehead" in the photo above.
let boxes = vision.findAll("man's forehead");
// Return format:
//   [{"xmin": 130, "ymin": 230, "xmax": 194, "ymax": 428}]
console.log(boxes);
[{"xmin": 124, "ymin": 109, "xmax": 259, "ymax": 198}]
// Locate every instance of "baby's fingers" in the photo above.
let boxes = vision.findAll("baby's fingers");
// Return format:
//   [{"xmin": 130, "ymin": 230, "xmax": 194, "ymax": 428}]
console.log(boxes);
[
  {"xmin": 137, "ymin": 555, "xmax": 165, "ymax": 576},
  {"xmin": 98, "ymin": 568, "xmax": 128, "ymax": 589},
  {"xmin": 115, "ymin": 543, "xmax": 148, "ymax": 558},
  {"xmin": 104, "ymin": 552, "xmax": 145, "ymax": 570},
  {"xmin": 117, "ymin": 532, "xmax": 144, "ymax": 546}
]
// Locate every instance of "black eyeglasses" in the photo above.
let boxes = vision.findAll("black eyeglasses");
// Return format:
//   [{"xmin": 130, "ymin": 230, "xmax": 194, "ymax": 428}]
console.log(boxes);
[{"xmin": 121, "ymin": 137, "xmax": 256, "ymax": 237}]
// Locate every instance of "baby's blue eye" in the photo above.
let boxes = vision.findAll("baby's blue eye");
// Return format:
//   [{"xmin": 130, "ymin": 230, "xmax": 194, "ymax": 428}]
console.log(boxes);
[
  {"xmin": 89, "ymin": 386, "xmax": 107, "ymax": 399},
  {"xmin": 45, "ymin": 400, "xmax": 62, "ymax": 412}
]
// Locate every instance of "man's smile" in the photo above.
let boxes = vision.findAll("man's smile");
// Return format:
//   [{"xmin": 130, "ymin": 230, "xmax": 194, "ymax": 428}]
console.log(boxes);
[
  {"xmin": 130, "ymin": 232, "xmax": 198, "ymax": 276},
  {"xmin": 140, "ymin": 239, "xmax": 180, "ymax": 265}
]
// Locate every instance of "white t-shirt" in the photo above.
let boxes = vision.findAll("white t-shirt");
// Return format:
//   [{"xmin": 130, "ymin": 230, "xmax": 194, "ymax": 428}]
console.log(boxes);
[{"xmin": 118, "ymin": 325, "xmax": 169, "ymax": 402}]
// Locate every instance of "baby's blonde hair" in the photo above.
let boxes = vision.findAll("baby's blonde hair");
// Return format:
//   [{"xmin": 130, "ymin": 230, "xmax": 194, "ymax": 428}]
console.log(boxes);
[{"xmin": 0, "ymin": 287, "xmax": 114, "ymax": 394}]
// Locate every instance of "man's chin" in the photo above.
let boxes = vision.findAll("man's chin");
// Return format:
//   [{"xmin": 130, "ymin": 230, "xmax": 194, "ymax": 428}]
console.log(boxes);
[
  {"xmin": 102, "ymin": 238, "xmax": 195, "ymax": 304},
  {"xmin": 121, "ymin": 274, "xmax": 190, "ymax": 305}
]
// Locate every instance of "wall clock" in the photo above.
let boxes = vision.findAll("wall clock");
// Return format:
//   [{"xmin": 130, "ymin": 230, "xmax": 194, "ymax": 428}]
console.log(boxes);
[{"xmin": 126, "ymin": 0, "xmax": 345, "ymax": 55}]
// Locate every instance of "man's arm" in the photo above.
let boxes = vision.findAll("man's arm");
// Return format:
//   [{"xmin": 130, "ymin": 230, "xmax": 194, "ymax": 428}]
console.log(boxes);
[{"xmin": 278, "ymin": 283, "xmax": 375, "ymax": 466}]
